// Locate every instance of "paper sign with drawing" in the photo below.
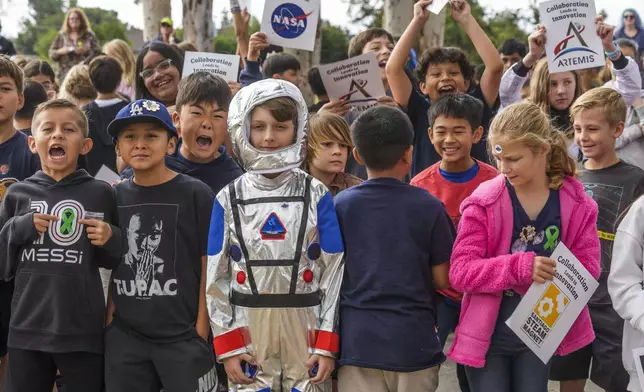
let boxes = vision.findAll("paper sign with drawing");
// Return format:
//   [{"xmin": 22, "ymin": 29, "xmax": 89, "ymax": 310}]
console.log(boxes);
[
  {"xmin": 318, "ymin": 52, "xmax": 387, "ymax": 112},
  {"xmin": 539, "ymin": 0, "xmax": 605, "ymax": 73},
  {"xmin": 506, "ymin": 242, "xmax": 599, "ymax": 364}
]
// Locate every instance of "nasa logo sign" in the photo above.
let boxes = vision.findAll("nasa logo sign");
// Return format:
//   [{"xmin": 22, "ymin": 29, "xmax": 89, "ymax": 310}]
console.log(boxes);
[{"xmin": 271, "ymin": 2, "xmax": 312, "ymax": 39}]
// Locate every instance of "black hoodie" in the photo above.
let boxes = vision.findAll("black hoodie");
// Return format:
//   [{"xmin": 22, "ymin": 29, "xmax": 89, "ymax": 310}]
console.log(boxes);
[{"xmin": 0, "ymin": 170, "xmax": 122, "ymax": 354}]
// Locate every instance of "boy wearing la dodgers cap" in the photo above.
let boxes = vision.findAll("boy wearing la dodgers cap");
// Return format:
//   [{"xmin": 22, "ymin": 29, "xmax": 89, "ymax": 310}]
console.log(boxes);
[{"xmin": 104, "ymin": 99, "xmax": 219, "ymax": 391}]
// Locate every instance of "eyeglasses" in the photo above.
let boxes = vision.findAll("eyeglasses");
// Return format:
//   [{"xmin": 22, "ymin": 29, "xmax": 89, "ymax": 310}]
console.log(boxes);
[
  {"xmin": 624, "ymin": 14, "xmax": 635, "ymax": 20},
  {"xmin": 140, "ymin": 58, "xmax": 173, "ymax": 80}
]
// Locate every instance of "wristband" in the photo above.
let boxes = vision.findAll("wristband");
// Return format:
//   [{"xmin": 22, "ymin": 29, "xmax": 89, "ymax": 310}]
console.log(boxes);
[{"xmin": 605, "ymin": 41, "xmax": 621, "ymax": 61}]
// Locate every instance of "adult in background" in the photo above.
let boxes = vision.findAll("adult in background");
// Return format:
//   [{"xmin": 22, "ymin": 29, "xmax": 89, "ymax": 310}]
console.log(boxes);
[
  {"xmin": 135, "ymin": 42, "xmax": 183, "ymax": 110},
  {"xmin": 103, "ymin": 39, "xmax": 136, "ymax": 100},
  {"xmin": 48, "ymin": 8, "xmax": 100, "ymax": 83},
  {"xmin": 154, "ymin": 17, "xmax": 182, "ymax": 46},
  {"xmin": 0, "ymin": 22, "xmax": 16, "ymax": 56},
  {"xmin": 616, "ymin": 9, "xmax": 644, "ymax": 61}
]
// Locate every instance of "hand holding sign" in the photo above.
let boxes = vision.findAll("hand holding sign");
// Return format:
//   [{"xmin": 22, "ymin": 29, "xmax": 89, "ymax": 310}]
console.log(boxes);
[
  {"xmin": 533, "ymin": 256, "xmax": 557, "ymax": 284},
  {"xmin": 415, "ymin": 0, "xmax": 433, "ymax": 22},
  {"xmin": 248, "ymin": 32, "xmax": 270, "ymax": 63}
]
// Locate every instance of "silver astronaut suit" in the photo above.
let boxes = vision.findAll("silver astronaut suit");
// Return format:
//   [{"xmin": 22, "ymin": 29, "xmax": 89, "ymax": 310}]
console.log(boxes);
[{"xmin": 206, "ymin": 79, "xmax": 344, "ymax": 392}]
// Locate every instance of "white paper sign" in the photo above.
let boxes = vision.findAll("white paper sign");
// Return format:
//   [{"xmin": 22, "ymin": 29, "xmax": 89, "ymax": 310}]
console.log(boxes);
[
  {"xmin": 182, "ymin": 52, "xmax": 240, "ymax": 82},
  {"xmin": 539, "ymin": 0, "xmax": 605, "ymax": 73},
  {"xmin": 261, "ymin": 0, "xmax": 320, "ymax": 51},
  {"xmin": 505, "ymin": 242, "xmax": 599, "ymax": 364},
  {"xmin": 318, "ymin": 52, "xmax": 387, "ymax": 112},
  {"xmin": 633, "ymin": 347, "xmax": 644, "ymax": 392},
  {"xmin": 427, "ymin": 0, "xmax": 449, "ymax": 14},
  {"xmin": 95, "ymin": 165, "xmax": 120, "ymax": 185}
]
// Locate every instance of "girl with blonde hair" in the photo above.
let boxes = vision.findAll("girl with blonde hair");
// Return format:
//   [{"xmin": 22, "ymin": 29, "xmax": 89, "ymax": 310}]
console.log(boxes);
[
  {"xmin": 499, "ymin": 20, "xmax": 641, "ymax": 159},
  {"xmin": 103, "ymin": 39, "xmax": 136, "ymax": 99},
  {"xmin": 304, "ymin": 112, "xmax": 362, "ymax": 196},
  {"xmin": 48, "ymin": 8, "xmax": 100, "ymax": 82},
  {"xmin": 448, "ymin": 102, "xmax": 600, "ymax": 392},
  {"xmin": 58, "ymin": 64, "xmax": 96, "ymax": 108}
]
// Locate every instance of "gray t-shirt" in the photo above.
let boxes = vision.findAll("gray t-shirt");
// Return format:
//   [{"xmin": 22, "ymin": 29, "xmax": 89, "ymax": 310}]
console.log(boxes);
[{"xmin": 579, "ymin": 160, "xmax": 644, "ymax": 305}]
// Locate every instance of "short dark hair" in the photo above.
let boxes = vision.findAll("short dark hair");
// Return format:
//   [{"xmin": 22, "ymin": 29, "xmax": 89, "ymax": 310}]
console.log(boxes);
[
  {"xmin": 348, "ymin": 28, "xmax": 394, "ymax": 58},
  {"xmin": 176, "ymin": 72, "xmax": 232, "ymax": 112},
  {"xmin": 307, "ymin": 66, "xmax": 326, "ymax": 97},
  {"xmin": 616, "ymin": 38, "xmax": 639, "ymax": 54},
  {"xmin": 89, "ymin": 56, "xmax": 122, "ymax": 94},
  {"xmin": 32, "ymin": 99, "xmax": 89, "ymax": 137},
  {"xmin": 135, "ymin": 42, "xmax": 184, "ymax": 101},
  {"xmin": 0, "ymin": 54, "xmax": 24, "ymax": 94},
  {"xmin": 263, "ymin": 53, "xmax": 301, "ymax": 78},
  {"xmin": 428, "ymin": 94, "xmax": 484, "ymax": 130},
  {"xmin": 352, "ymin": 106, "xmax": 413, "ymax": 171},
  {"xmin": 23, "ymin": 60, "xmax": 55, "ymax": 83},
  {"xmin": 497, "ymin": 39, "xmax": 527, "ymax": 57},
  {"xmin": 16, "ymin": 79, "xmax": 48, "ymax": 120},
  {"xmin": 416, "ymin": 47, "xmax": 474, "ymax": 85}
]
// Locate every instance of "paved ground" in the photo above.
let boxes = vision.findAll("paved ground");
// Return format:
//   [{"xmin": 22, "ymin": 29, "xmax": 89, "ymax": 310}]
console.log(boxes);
[{"xmin": 437, "ymin": 335, "xmax": 603, "ymax": 392}]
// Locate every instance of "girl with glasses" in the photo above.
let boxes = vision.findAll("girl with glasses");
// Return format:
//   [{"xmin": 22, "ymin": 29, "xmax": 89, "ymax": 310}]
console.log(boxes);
[
  {"xmin": 135, "ymin": 42, "xmax": 184, "ymax": 111},
  {"xmin": 616, "ymin": 9, "xmax": 644, "ymax": 61}
]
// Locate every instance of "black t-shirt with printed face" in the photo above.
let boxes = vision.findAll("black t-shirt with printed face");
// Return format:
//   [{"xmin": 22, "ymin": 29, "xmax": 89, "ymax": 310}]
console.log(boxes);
[{"xmin": 112, "ymin": 174, "xmax": 215, "ymax": 341}]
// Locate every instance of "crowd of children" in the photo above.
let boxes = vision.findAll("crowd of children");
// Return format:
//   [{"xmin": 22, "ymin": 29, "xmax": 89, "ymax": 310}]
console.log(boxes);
[{"xmin": 0, "ymin": 0, "xmax": 643, "ymax": 391}]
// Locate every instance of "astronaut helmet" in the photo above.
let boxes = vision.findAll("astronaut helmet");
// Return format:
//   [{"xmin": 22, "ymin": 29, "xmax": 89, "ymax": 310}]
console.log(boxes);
[{"xmin": 228, "ymin": 79, "xmax": 308, "ymax": 174}]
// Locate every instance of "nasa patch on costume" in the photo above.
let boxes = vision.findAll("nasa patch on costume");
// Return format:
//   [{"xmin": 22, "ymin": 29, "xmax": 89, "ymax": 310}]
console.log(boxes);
[
  {"xmin": 261, "ymin": 0, "xmax": 320, "ymax": 51},
  {"xmin": 539, "ymin": 0, "xmax": 605, "ymax": 73}
]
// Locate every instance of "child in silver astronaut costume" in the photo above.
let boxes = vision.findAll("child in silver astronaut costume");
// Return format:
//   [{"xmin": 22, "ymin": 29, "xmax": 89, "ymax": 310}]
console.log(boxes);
[{"xmin": 206, "ymin": 79, "xmax": 344, "ymax": 392}]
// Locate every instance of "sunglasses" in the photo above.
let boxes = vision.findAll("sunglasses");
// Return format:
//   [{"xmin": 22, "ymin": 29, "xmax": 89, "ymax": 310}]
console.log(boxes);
[
  {"xmin": 140, "ymin": 58, "xmax": 173, "ymax": 80},
  {"xmin": 624, "ymin": 15, "xmax": 635, "ymax": 20}
]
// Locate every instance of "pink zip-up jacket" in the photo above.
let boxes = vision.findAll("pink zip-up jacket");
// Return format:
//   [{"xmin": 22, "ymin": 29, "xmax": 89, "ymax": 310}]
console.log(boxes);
[{"xmin": 447, "ymin": 174, "xmax": 601, "ymax": 368}]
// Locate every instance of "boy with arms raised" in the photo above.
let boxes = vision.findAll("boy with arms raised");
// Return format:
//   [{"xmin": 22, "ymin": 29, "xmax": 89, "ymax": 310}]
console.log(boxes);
[
  {"xmin": 549, "ymin": 88, "xmax": 642, "ymax": 392},
  {"xmin": 206, "ymin": 79, "xmax": 344, "ymax": 392},
  {"xmin": 335, "ymin": 106, "xmax": 453, "ymax": 392},
  {"xmin": 0, "ymin": 99, "xmax": 122, "ymax": 391},
  {"xmin": 105, "ymin": 99, "xmax": 218, "ymax": 391},
  {"xmin": 386, "ymin": 0, "xmax": 504, "ymax": 176}
]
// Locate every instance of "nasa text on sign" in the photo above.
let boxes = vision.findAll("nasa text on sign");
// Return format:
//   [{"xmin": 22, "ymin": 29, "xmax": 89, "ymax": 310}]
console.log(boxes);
[{"xmin": 260, "ymin": 0, "xmax": 320, "ymax": 52}]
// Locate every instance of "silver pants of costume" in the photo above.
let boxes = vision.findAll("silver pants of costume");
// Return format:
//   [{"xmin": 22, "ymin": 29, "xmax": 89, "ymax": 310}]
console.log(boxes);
[{"xmin": 229, "ymin": 308, "xmax": 330, "ymax": 392}]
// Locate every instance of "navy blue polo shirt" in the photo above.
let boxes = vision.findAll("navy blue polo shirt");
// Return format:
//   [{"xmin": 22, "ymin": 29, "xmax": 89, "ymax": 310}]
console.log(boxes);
[
  {"xmin": 334, "ymin": 177, "xmax": 455, "ymax": 371},
  {"xmin": 0, "ymin": 131, "xmax": 40, "ymax": 203}
]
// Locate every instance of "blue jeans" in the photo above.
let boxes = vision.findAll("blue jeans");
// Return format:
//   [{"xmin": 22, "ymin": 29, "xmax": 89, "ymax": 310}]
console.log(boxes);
[{"xmin": 465, "ymin": 349, "xmax": 550, "ymax": 392}]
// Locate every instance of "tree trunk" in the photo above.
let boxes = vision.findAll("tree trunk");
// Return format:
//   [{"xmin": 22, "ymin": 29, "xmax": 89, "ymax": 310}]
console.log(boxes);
[
  {"xmin": 422, "ymin": 6, "xmax": 447, "ymax": 51},
  {"xmin": 183, "ymin": 0, "xmax": 214, "ymax": 52},
  {"xmin": 383, "ymin": 0, "xmax": 414, "ymax": 39},
  {"xmin": 141, "ymin": 0, "xmax": 171, "ymax": 43}
]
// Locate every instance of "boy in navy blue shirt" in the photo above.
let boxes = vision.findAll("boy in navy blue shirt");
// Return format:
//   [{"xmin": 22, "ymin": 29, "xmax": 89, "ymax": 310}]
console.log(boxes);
[
  {"xmin": 170, "ymin": 72, "xmax": 243, "ymax": 194},
  {"xmin": 0, "ymin": 54, "xmax": 38, "ymax": 391},
  {"xmin": 334, "ymin": 106, "xmax": 454, "ymax": 392}
]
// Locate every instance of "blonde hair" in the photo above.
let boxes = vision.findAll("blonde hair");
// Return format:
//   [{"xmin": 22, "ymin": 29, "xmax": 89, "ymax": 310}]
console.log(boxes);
[
  {"xmin": 489, "ymin": 102, "xmax": 576, "ymax": 189},
  {"xmin": 103, "ymin": 39, "xmax": 136, "ymax": 88},
  {"xmin": 58, "ymin": 64, "xmax": 96, "ymax": 105},
  {"xmin": 305, "ymin": 112, "xmax": 353, "ymax": 172},
  {"xmin": 62, "ymin": 8, "xmax": 92, "ymax": 35},
  {"xmin": 570, "ymin": 87, "xmax": 627, "ymax": 127},
  {"xmin": 529, "ymin": 58, "xmax": 583, "ymax": 130}
]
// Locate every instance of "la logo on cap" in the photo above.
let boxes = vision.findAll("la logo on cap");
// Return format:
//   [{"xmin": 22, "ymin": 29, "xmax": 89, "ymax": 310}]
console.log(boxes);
[{"xmin": 130, "ymin": 100, "xmax": 161, "ymax": 116}]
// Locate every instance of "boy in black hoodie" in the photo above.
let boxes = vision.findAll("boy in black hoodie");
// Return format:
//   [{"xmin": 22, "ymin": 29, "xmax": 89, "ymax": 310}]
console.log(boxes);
[
  {"xmin": 105, "ymin": 99, "xmax": 218, "ymax": 391},
  {"xmin": 83, "ymin": 56, "xmax": 128, "ymax": 176},
  {"xmin": 0, "ymin": 99, "xmax": 122, "ymax": 392}
]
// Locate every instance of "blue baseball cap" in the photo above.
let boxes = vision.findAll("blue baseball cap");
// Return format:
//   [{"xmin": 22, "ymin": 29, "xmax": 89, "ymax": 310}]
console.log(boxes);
[{"xmin": 107, "ymin": 99, "xmax": 178, "ymax": 141}]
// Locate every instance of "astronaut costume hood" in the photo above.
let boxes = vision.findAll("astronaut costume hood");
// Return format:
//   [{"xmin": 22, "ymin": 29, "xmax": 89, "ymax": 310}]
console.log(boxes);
[{"xmin": 228, "ymin": 79, "xmax": 308, "ymax": 174}]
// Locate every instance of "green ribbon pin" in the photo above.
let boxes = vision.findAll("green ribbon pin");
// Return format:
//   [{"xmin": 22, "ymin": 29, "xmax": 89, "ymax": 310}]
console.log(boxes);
[
  {"xmin": 60, "ymin": 208, "xmax": 75, "ymax": 235},
  {"xmin": 544, "ymin": 225, "xmax": 559, "ymax": 251}
]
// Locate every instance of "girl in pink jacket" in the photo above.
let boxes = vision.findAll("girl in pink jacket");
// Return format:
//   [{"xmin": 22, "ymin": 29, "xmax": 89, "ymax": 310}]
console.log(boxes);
[{"xmin": 448, "ymin": 102, "xmax": 601, "ymax": 392}]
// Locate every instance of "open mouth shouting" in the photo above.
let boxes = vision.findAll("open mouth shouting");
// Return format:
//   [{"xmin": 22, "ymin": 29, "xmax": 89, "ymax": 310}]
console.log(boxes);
[
  {"xmin": 438, "ymin": 86, "xmax": 456, "ymax": 95},
  {"xmin": 48, "ymin": 144, "xmax": 66, "ymax": 162},
  {"xmin": 378, "ymin": 59, "xmax": 388, "ymax": 69},
  {"xmin": 196, "ymin": 135, "xmax": 213, "ymax": 149}
]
